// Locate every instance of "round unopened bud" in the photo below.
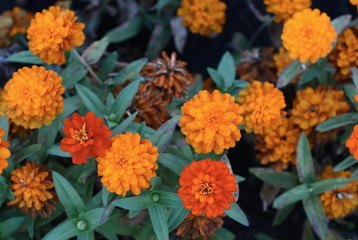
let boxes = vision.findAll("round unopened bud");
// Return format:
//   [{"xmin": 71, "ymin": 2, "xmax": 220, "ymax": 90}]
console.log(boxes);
[
  {"xmin": 152, "ymin": 193, "xmax": 160, "ymax": 202},
  {"xmin": 108, "ymin": 114, "xmax": 116, "ymax": 121},
  {"xmin": 76, "ymin": 220, "xmax": 87, "ymax": 231}
]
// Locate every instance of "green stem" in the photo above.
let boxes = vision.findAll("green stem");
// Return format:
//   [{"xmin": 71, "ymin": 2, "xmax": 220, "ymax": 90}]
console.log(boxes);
[{"xmin": 73, "ymin": 49, "xmax": 103, "ymax": 84}]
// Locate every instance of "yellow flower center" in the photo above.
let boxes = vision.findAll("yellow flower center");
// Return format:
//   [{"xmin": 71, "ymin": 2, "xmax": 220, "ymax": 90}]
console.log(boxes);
[
  {"xmin": 70, "ymin": 124, "xmax": 92, "ymax": 144},
  {"xmin": 116, "ymin": 157, "xmax": 127, "ymax": 165},
  {"xmin": 199, "ymin": 182, "xmax": 214, "ymax": 195}
]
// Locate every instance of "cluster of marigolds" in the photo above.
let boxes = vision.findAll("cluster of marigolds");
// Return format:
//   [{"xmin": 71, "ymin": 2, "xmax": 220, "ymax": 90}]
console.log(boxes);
[{"xmin": 0, "ymin": 0, "xmax": 358, "ymax": 239}]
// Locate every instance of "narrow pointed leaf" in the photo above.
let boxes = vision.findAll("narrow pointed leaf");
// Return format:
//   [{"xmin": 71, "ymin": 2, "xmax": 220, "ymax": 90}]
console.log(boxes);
[
  {"xmin": 310, "ymin": 178, "xmax": 349, "ymax": 195},
  {"xmin": 111, "ymin": 112, "xmax": 138, "ymax": 135},
  {"xmin": 0, "ymin": 217, "xmax": 25, "ymax": 238},
  {"xmin": 157, "ymin": 153, "xmax": 187, "ymax": 175},
  {"xmin": 6, "ymin": 50, "xmax": 43, "ymax": 64},
  {"xmin": 302, "ymin": 195, "xmax": 328, "ymax": 240},
  {"xmin": 316, "ymin": 113, "xmax": 358, "ymax": 132},
  {"xmin": 249, "ymin": 168, "xmax": 299, "ymax": 189},
  {"xmin": 110, "ymin": 80, "xmax": 140, "ymax": 118},
  {"xmin": 148, "ymin": 205, "xmax": 169, "ymax": 240},
  {"xmin": 296, "ymin": 133, "xmax": 316, "ymax": 183},
  {"xmin": 167, "ymin": 207, "xmax": 190, "ymax": 232},
  {"xmin": 224, "ymin": 202, "xmax": 249, "ymax": 226},
  {"xmin": 218, "ymin": 52, "xmax": 236, "ymax": 88},
  {"xmin": 42, "ymin": 219, "xmax": 79, "ymax": 240},
  {"xmin": 82, "ymin": 37, "xmax": 109, "ymax": 65},
  {"xmin": 111, "ymin": 194, "xmax": 152, "ymax": 210},
  {"xmin": 277, "ymin": 60, "xmax": 306, "ymax": 88},
  {"xmin": 75, "ymin": 83, "xmax": 106, "ymax": 116},
  {"xmin": 333, "ymin": 155, "xmax": 357, "ymax": 171},
  {"xmin": 273, "ymin": 184, "xmax": 310, "ymax": 209}
]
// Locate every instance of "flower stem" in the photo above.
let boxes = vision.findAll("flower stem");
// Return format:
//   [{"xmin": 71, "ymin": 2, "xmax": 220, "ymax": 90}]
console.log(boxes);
[{"xmin": 73, "ymin": 49, "xmax": 103, "ymax": 84}]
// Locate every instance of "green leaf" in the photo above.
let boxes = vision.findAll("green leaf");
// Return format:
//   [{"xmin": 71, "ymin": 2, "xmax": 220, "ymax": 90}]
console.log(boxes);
[
  {"xmin": 276, "ymin": 60, "xmax": 306, "ymax": 88},
  {"xmin": 60, "ymin": 61, "xmax": 87, "ymax": 88},
  {"xmin": 302, "ymin": 220, "xmax": 316, "ymax": 240},
  {"xmin": 218, "ymin": 52, "xmax": 236, "ymax": 88},
  {"xmin": 333, "ymin": 155, "xmax": 357, "ymax": 171},
  {"xmin": 37, "ymin": 118, "xmax": 61, "ymax": 161},
  {"xmin": 343, "ymin": 84, "xmax": 358, "ymax": 108},
  {"xmin": 48, "ymin": 145, "xmax": 71, "ymax": 158},
  {"xmin": 111, "ymin": 112, "xmax": 138, "ymax": 135},
  {"xmin": 302, "ymin": 195, "xmax": 328, "ymax": 239},
  {"xmin": 273, "ymin": 184, "xmax": 310, "ymax": 209},
  {"xmin": 78, "ymin": 208, "xmax": 108, "ymax": 231},
  {"xmin": 352, "ymin": 67, "xmax": 358, "ymax": 89},
  {"xmin": 112, "ymin": 194, "xmax": 152, "ymax": 210},
  {"xmin": 255, "ymin": 233, "xmax": 276, "ymax": 240},
  {"xmin": 299, "ymin": 66, "xmax": 318, "ymax": 85},
  {"xmin": 157, "ymin": 153, "xmax": 187, "ymax": 175},
  {"xmin": 224, "ymin": 202, "xmax": 249, "ymax": 226},
  {"xmin": 0, "ymin": 115, "xmax": 9, "ymax": 140},
  {"xmin": 331, "ymin": 15, "xmax": 352, "ymax": 35},
  {"xmin": 98, "ymin": 52, "xmax": 118, "ymax": 80},
  {"xmin": 249, "ymin": 168, "xmax": 299, "ymax": 189},
  {"xmin": 148, "ymin": 205, "xmax": 169, "ymax": 240},
  {"xmin": 145, "ymin": 23, "xmax": 172, "ymax": 59},
  {"xmin": 75, "ymin": 83, "xmax": 106, "ymax": 116},
  {"xmin": 78, "ymin": 231, "xmax": 94, "ymax": 240},
  {"xmin": 273, "ymin": 203, "xmax": 296, "ymax": 226},
  {"xmin": 112, "ymin": 58, "xmax": 147, "ymax": 85},
  {"xmin": 207, "ymin": 67, "xmax": 224, "ymax": 90},
  {"xmin": 52, "ymin": 171, "xmax": 87, "ymax": 216},
  {"xmin": 150, "ymin": 116, "xmax": 180, "ymax": 152},
  {"xmin": 167, "ymin": 207, "xmax": 190, "ymax": 232},
  {"xmin": 102, "ymin": 187, "xmax": 115, "ymax": 207},
  {"xmin": 0, "ymin": 217, "xmax": 25, "ymax": 238},
  {"xmin": 59, "ymin": 96, "xmax": 83, "ymax": 120},
  {"xmin": 155, "ymin": 191, "xmax": 182, "ymax": 208},
  {"xmin": 195, "ymin": 150, "xmax": 228, "ymax": 161},
  {"xmin": 296, "ymin": 133, "xmax": 316, "ymax": 183},
  {"xmin": 350, "ymin": 168, "xmax": 358, "ymax": 180},
  {"xmin": 106, "ymin": 17, "xmax": 144, "ymax": 43},
  {"xmin": 310, "ymin": 178, "xmax": 349, "ymax": 195},
  {"xmin": 156, "ymin": 0, "xmax": 176, "ymax": 10},
  {"xmin": 11, "ymin": 143, "xmax": 41, "ymax": 164},
  {"xmin": 110, "ymin": 80, "xmax": 140, "ymax": 119},
  {"xmin": 6, "ymin": 50, "xmax": 43, "ymax": 64},
  {"xmin": 82, "ymin": 37, "xmax": 109, "ymax": 65},
  {"xmin": 42, "ymin": 219, "xmax": 79, "ymax": 240},
  {"xmin": 316, "ymin": 113, "xmax": 358, "ymax": 132},
  {"xmin": 215, "ymin": 228, "xmax": 236, "ymax": 240}
]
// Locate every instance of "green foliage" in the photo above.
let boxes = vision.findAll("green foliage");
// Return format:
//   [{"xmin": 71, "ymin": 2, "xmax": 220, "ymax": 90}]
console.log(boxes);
[
  {"xmin": 296, "ymin": 133, "xmax": 316, "ymax": 183},
  {"xmin": 277, "ymin": 60, "xmax": 306, "ymax": 88},
  {"xmin": 6, "ymin": 50, "xmax": 43, "ymax": 64},
  {"xmin": 106, "ymin": 17, "xmax": 144, "ymax": 43},
  {"xmin": 249, "ymin": 168, "xmax": 299, "ymax": 189},
  {"xmin": 224, "ymin": 202, "xmax": 249, "ymax": 226},
  {"xmin": 316, "ymin": 113, "xmax": 358, "ymax": 132},
  {"xmin": 82, "ymin": 37, "xmax": 109, "ymax": 65},
  {"xmin": 333, "ymin": 155, "xmax": 357, "ymax": 171}
]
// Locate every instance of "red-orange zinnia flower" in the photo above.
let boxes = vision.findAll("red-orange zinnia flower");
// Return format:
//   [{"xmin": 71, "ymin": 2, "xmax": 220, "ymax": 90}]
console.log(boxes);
[
  {"xmin": 178, "ymin": 158, "xmax": 237, "ymax": 218},
  {"xmin": 60, "ymin": 112, "xmax": 112, "ymax": 164}
]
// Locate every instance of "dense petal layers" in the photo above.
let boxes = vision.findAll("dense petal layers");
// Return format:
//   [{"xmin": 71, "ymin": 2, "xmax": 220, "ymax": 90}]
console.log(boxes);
[
  {"xmin": 264, "ymin": 0, "xmax": 311, "ymax": 22},
  {"xmin": 0, "ymin": 128, "xmax": 10, "ymax": 174},
  {"xmin": 1, "ymin": 66, "xmax": 64, "ymax": 129},
  {"xmin": 346, "ymin": 124, "xmax": 358, "ymax": 160},
  {"xmin": 178, "ymin": 159, "xmax": 237, "ymax": 218},
  {"xmin": 27, "ymin": 6, "xmax": 85, "ymax": 64},
  {"xmin": 177, "ymin": 0, "xmax": 226, "ymax": 36},
  {"xmin": 318, "ymin": 166, "xmax": 358, "ymax": 219},
  {"xmin": 60, "ymin": 112, "xmax": 112, "ymax": 164},
  {"xmin": 237, "ymin": 81, "xmax": 286, "ymax": 134},
  {"xmin": 282, "ymin": 9, "xmax": 337, "ymax": 63},
  {"xmin": 180, "ymin": 90, "xmax": 243, "ymax": 154},
  {"xmin": 97, "ymin": 132, "xmax": 158, "ymax": 196}
]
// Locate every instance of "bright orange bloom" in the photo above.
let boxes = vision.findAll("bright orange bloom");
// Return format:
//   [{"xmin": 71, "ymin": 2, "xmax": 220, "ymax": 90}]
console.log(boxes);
[
  {"xmin": 350, "ymin": 0, "xmax": 358, "ymax": 10},
  {"xmin": 1, "ymin": 66, "xmax": 64, "ymax": 129},
  {"xmin": 60, "ymin": 112, "xmax": 112, "ymax": 164},
  {"xmin": 237, "ymin": 81, "xmax": 286, "ymax": 134},
  {"xmin": 282, "ymin": 9, "xmax": 337, "ymax": 63},
  {"xmin": 27, "ymin": 6, "xmax": 85, "ymax": 65},
  {"xmin": 255, "ymin": 117, "xmax": 301, "ymax": 172},
  {"xmin": 291, "ymin": 86, "xmax": 349, "ymax": 131},
  {"xmin": 346, "ymin": 124, "xmax": 358, "ymax": 160},
  {"xmin": 178, "ymin": 158, "xmax": 238, "ymax": 218},
  {"xmin": 0, "ymin": 128, "xmax": 10, "ymax": 174},
  {"xmin": 264, "ymin": 0, "xmax": 311, "ymax": 22},
  {"xmin": 177, "ymin": 0, "xmax": 226, "ymax": 36},
  {"xmin": 318, "ymin": 166, "xmax": 358, "ymax": 219},
  {"xmin": 180, "ymin": 90, "xmax": 243, "ymax": 154},
  {"xmin": 97, "ymin": 132, "xmax": 159, "ymax": 196},
  {"xmin": 8, "ymin": 162, "xmax": 58, "ymax": 218}
]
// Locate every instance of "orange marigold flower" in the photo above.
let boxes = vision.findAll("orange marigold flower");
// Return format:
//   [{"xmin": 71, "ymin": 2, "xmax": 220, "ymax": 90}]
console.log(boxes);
[
  {"xmin": 176, "ymin": 212, "xmax": 224, "ymax": 239},
  {"xmin": 350, "ymin": 0, "xmax": 358, "ymax": 10},
  {"xmin": 1, "ymin": 66, "xmax": 64, "ymax": 129},
  {"xmin": 97, "ymin": 132, "xmax": 158, "ymax": 196},
  {"xmin": 0, "ymin": 128, "xmax": 10, "ymax": 174},
  {"xmin": 255, "ymin": 117, "xmax": 301, "ymax": 172},
  {"xmin": 178, "ymin": 158, "xmax": 237, "ymax": 218},
  {"xmin": 346, "ymin": 124, "xmax": 358, "ymax": 160},
  {"xmin": 282, "ymin": 9, "xmax": 337, "ymax": 64},
  {"xmin": 179, "ymin": 90, "xmax": 243, "ymax": 154},
  {"xmin": 177, "ymin": 0, "xmax": 226, "ymax": 36},
  {"xmin": 264, "ymin": 0, "xmax": 311, "ymax": 22},
  {"xmin": 291, "ymin": 86, "xmax": 349, "ymax": 131},
  {"xmin": 329, "ymin": 27, "xmax": 358, "ymax": 77},
  {"xmin": 60, "ymin": 112, "xmax": 112, "ymax": 165},
  {"xmin": 8, "ymin": 162, "xmax": 58, "ymax": 218},
  {"xmin": 27, "ymin": 6, "xmax": 85, "ymax": 65},
  {"xmin": 3, "ymin": 7, "xmax": 33, "ymax": 37},
  {"xmin": 274, "ymin": 47, "xmax": 293, "ymax": 76},
  {"xmin": 237, "ymin": 81, "xmax": 286, "ymax": 134},
  {"xmin": 318, "ymin": 166, "xmax": 358, "ymax": 219}
]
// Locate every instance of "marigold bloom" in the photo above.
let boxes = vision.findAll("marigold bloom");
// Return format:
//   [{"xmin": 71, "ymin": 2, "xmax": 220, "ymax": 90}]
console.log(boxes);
[
  {"xmin": 97, "ymin": 132, "xmax": 158, "ymax": 196},
  {"xmin": 4, "ymin": 7, "xmax": 33, "ymax": 37},
  {"xmin": 27, "ymin": 6, "xmax": 85, "ymax": 65},
  {"xmin": 318, "ymin": 166, "xmax": 358, "ymax": 219},
  {"xmin": 350, "ymin": 0, "xmax": 358, "ymax": 10},
  {"xmin": 176, "ymin": 212, "xmax": 224, "ymax": 239},
  {"xmin": 177, "ymin": 0, "xmax": 226, "ymax": 36},
  {"xmin": 264, "ymin": 0, "xmax": 311, "ymax": 22},
  {"xmin": 237, "ymin": 81, "xmax": 286, "ymax": 134},
  {"xmin": 291, "ymin": 86, "xmax": 349, "ymax": 131},
  {"xmin": 0, "ymin": 128, "xmax": 10, "ymax": 174},
  {"xmin": 60, "ymin": 112, "xmax": 112, "ymax": 164},
  {"xmin": 180, "ymin": 90, "xmax": 243, "ymax": 154},
  {"xmin": 8, "ymin": 162, "xmax": 58, "ymax": 218},
  {"xmin": 329, "ymin": 27, "xmax": 358, "ymax": 78},
  {"xmin": 1, "ymin": 66, "xmax": 64, "ymax": 129},
  {"xmin": 255, "ymin": 118, "xmax": 301, "ymax": 172},
  {"xmin": 178, "ymin": 158, "xmax": 237, "ymax": 218},
  {"xmin": 346, "ymin": 124, "xmax": 358, "ymax": 160},
  {"xmin": 141, "ymin": 52, "xmax": 194, "ymax": 101},
  {"xmin": 281, "ymin": 9, "xmax": 337, "ymax": 64}
]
